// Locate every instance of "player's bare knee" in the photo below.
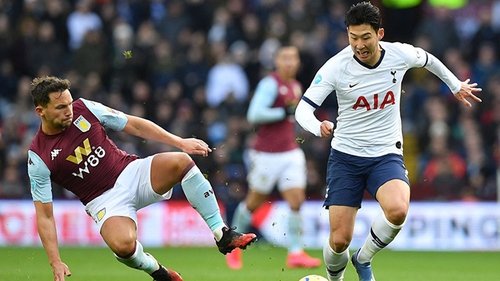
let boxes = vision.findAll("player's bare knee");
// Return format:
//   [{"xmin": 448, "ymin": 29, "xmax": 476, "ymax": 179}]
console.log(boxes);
[
  {"xmin": 176, "ymin": 152, "xmax": 194, "ymax": 172},
  {"xmin": 111, "ymin": 239, "xmax": 136, "ymax": 258},
  {"xmin": 329, "ymin": 236, "xmax": 350, "ymax": 253},
  {"xmin": 385, "ymin": 208, "xmax": 407, "ymax": 225}
]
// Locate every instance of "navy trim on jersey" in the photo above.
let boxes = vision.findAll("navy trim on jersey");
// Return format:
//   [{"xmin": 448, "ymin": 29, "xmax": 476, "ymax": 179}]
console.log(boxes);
[
  {"xmin": 301, "ymin": 96, "xmax": 319, "ymax": 108},
  {"xmin": 423, "ymin": 52, "xmax": 429, "ymax": 67},
  {"xmin": 352, "ymin": 49, "xmax": 386, "ymax": 69}
]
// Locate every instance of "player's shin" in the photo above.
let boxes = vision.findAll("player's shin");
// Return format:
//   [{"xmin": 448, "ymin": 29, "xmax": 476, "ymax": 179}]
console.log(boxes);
[
  {"xmin": 357, "ymin": 213, "xmax": 404, "ymax": 263},
  {"xmin": 323, "ymin": 240, "xmax": 348, "ymax": 281},
  {"xmin": 288, "ymin": 210, "xmax": 302, "ymax": 253},
  {"xmin": 231, "ymin": 201, "xmax": 252, "ymax": 233},
  {"xmin": 114, "ymin": 240, "xmax": 159, "ymax": 274},
  {"xmin": 180, "ymin": 165, "xmax": 225, "ymax": 240}
]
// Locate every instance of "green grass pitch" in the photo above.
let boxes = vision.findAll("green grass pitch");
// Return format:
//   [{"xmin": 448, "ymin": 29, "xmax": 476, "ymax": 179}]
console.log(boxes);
[{"xmin": 0, "ymin": 243, "xmax": 497, "ymax": 280}]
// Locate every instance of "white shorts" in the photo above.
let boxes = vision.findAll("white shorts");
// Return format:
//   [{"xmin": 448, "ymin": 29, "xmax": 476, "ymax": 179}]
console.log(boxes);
[
  {"xmin": 84, "ymin": 155, "xmax": 173, "ymax": 231},
  {"xmin": 246, "ymin": 148, "xmax": 307, "ymax": 194}
]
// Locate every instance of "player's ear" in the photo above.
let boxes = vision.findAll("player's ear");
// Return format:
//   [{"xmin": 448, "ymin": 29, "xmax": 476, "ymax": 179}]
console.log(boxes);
[
  {"xmin": 35, "ymin": 105, "xmax": 44, "ymax": 117},
  {"xmin": 378, "ymin": 28, "xmax": 385, "ymax": 40}
]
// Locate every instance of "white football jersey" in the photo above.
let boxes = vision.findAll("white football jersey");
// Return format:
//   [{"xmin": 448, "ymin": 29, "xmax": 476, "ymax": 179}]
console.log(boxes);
[{"xmin": 296, "ymin": 41, "xmax": 461, "ymax": 157}]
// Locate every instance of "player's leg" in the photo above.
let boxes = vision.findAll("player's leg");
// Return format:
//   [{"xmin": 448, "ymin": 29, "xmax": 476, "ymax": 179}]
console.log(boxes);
[
  {"xmin": 356, "ymin": 179, "xmax": 409, "ymax": 264},
  {"xmin": 150, "ymin": 152, "xmax": 257, "ymax": 254},
  {"xmin": 323, "ymin": 149, "xmax": 366, "ymax": 281},
  {"xmin": 226, "ymin": 189, "xmax": 268, "ymax": 269},
  {"xmin": 101, "ymin": 216, "xmax": 183, "ymax": 281},
  {"xmin": 352, "ymin": 155, "xmax": 410, "ymax": 281},
  {"xmin": 280, "ymin": 187, "xmax": 322, "ymax": 268},
  {"xmin": 226, "ymin": 149, "xmax": 277, "ymax": 269},
  {"xmin": 324, "ymin": 205, "xmax": 357, "ymax": 281},
  {"xmin": 279, "ymin": 148, "xmax": 321, "ymax": 268}
]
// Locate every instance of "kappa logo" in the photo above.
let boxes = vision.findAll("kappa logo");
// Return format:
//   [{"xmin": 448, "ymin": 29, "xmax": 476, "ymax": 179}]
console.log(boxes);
[
  {"xmin": 73, "ymin": 115, "xmax": 91, "ymax": 132},
  {"xmin": 51, "ymin": 149, "xmax": 62, "ymax": 160}
]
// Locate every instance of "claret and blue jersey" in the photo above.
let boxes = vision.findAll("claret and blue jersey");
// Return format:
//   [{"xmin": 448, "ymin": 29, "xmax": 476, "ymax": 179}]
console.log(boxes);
[{"xmin": 27, "ymin": 98, "xmax": 138, "ymax": 205}]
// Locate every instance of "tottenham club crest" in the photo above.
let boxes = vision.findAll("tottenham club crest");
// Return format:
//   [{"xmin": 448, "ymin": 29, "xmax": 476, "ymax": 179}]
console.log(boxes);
[{"xmin": 73, "ymin": 115, "xmax": 91, "ymax": 132}]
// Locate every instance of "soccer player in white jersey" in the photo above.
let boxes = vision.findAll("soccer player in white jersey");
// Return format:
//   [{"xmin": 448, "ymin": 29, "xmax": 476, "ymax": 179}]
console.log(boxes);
[{"xmin": 295, "ymin": 2, "xmax": 482, "ymax": 281}]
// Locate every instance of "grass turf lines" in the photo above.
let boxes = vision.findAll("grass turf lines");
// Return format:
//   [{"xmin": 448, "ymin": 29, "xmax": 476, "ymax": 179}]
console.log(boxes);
[{"xmin": 1, "ymin": 245, "xmax": 497, "ymax": 281}]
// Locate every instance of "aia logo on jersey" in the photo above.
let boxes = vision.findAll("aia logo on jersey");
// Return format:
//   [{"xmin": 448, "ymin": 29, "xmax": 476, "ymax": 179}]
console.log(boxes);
[
  {"xmin": 353, "ymin": 91, "xmax": 395, "ymax": 111},
  {"xmin": 73, "ymin": 115, "xmax": 91, "ymax": 132}
]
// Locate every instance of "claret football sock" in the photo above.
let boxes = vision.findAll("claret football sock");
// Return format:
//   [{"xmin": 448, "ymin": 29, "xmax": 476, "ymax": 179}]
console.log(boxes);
[
  {"xmin": 181, "ymin": 164, "xmax": 225, "ymax": 238},
  {"xmin": 115, "ymin": 240, "xmax": 158, "ymax": 274},
  {"xmin": 323, "ymin": 241, "xmax": 348, "ymax": 281},
  {"xmin": 357, "ymin": 213, "xmax": 403, "ymax": 264}
]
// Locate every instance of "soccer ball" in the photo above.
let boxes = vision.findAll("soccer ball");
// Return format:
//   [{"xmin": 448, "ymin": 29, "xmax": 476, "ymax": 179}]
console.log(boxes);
[{"xmin": 299, "ymin": 275, "xmax": 329, "ymax": 281}]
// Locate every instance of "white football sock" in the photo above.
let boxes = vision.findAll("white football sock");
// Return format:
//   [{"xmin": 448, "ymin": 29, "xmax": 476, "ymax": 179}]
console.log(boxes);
[
  {"xmin": 231, "ymin": 201, "xmax": 252, "ymax": 234},
  {"xmin": 323, "ymin": 240, "xmax": 349, "ymax": 281},
  {"xmin": 288, "ymin": 210, "xmax": 303, "ymax": 253},
  {"xmin": 357, "ymin": 212, "xmax": 404, "ymax": 263},
  {"xmin": 115, "ymin": 240, "xmax": 159, "ymax": 274}
]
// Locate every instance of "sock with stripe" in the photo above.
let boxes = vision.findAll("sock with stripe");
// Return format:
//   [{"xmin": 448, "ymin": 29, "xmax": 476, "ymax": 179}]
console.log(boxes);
[
  {"xmin": 357, "ymin": 212, "xmax": 404, "ymax": 263},
  {"xmin": 323, "ymin": 240, "xmax": 349, "ymax": 281}
]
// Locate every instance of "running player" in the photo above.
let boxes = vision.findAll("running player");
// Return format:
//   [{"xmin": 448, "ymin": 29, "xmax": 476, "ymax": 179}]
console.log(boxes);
[
  {"xmin": 226, "ymin": 46, "xmax": 321, "ymax": 270},
  {"xmin": 295, "ymin": 2, "xmax": 482, "ymax": 281}
]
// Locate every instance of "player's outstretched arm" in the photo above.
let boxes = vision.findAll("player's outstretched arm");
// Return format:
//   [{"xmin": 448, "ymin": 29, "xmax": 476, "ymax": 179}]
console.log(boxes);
[
  {"xmin": 454, "ymin": 78, "xmax": 482, "ymax": 107},
  {"xmin": 122, "ymin": 114, "xmax": 212, "ymax": 157},
  {"xmin": 34, "ymin": 201, "xmax": 71, "ymax": 281}
]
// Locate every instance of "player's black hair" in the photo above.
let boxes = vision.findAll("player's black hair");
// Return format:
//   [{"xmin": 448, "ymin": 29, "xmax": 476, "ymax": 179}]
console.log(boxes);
[
  {"xmin": 30, "ymin": 76, "xmax": 71, "ymax": 107},
  {"xmin": 344, "ymin": 1, "xmax": 382, "ymax": 31}
]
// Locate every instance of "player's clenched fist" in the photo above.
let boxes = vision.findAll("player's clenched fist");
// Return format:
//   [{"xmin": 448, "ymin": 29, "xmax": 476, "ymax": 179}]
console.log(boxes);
[{"xmin": 320, "ymin": 121, "xmax": 334, "ymax": 138}]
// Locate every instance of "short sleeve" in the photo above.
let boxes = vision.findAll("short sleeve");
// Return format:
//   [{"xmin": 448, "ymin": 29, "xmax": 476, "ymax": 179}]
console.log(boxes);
[
  {"xmin": 80, "ymin": 98, "xmax": 128, "ymax": 131},
  {"xmin": 27, "ymin": 150, "xmax": 53, "ymax": 203}
]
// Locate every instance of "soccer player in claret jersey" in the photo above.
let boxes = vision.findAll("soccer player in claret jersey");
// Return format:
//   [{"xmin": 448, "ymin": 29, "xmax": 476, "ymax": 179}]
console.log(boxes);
[
  {"xmin": 27, "ymin": 76, "xmax": 257, "ymax": 281},
  {"xmin": 226, "ymin": 46, "xmax": 321, "ymax": 270},
  {"xmin": 295, "ymin": 2, "xmax": 482, "ymax": 281}
]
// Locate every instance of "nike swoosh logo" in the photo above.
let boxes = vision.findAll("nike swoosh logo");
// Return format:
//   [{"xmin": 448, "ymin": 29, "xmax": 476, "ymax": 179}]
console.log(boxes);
[{"xmin": 349, "ymin": 83, "xmax": 359, "ymax": 88}]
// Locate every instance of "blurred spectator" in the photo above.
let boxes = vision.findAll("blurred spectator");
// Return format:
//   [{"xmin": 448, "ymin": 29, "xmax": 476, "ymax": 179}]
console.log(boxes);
[
  {"xmin": 419, "ymin": 135, "xmax": 467, "ymax": 200},
  {"xmin": 41, "ymin": 0, "xmax": 70, "ymax": 51},
  {"xmin": 205, "ymin": 41, "xmax": 249, "ymax": 108},
  {"xmin": 0, "ymin": 163, "xmax": 27, "ymax": 198},
  {"xmin": 381, "ymin": 0, "xmax": 423, "ymax": 42},
  {"xmin": 0, "ymin": 0, "xmax": 497, "ymax": 202},
  {"xmin": 156, "ymin": 0, "xmax": 190, "ymax": 48},
  {"xmin": 27, "ymin": 20, "xmax": 66, "ymax": 77},
  {"xmin": 73, "ymin": 29, "xmax": 108, "ymax": 77},
  {"xmin": 414, "ymin": 5, "xmax": 460, "ymax": 60},
  {"xmin": 66, "ymin": 0, "xmax": 103, "ymax": 50}
]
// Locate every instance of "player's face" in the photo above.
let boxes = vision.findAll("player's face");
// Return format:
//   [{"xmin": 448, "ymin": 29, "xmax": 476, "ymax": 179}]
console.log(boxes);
[
  {"xmin": 36, "ymin": 89, "xmax": 74, "ymax": 134},
  {"xmin": 347, "ymin": 24, "xmax": 384, "ymax": 66},
  {"xmin": 275, "ymin": 46, "xmax": 300, "ymax": 80}
]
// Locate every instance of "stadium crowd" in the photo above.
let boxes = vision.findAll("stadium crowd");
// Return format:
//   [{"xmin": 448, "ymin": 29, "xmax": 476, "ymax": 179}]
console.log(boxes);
[{"xmin": 0, "ymin": 0, "xmax": 499, "ymax": 208}]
